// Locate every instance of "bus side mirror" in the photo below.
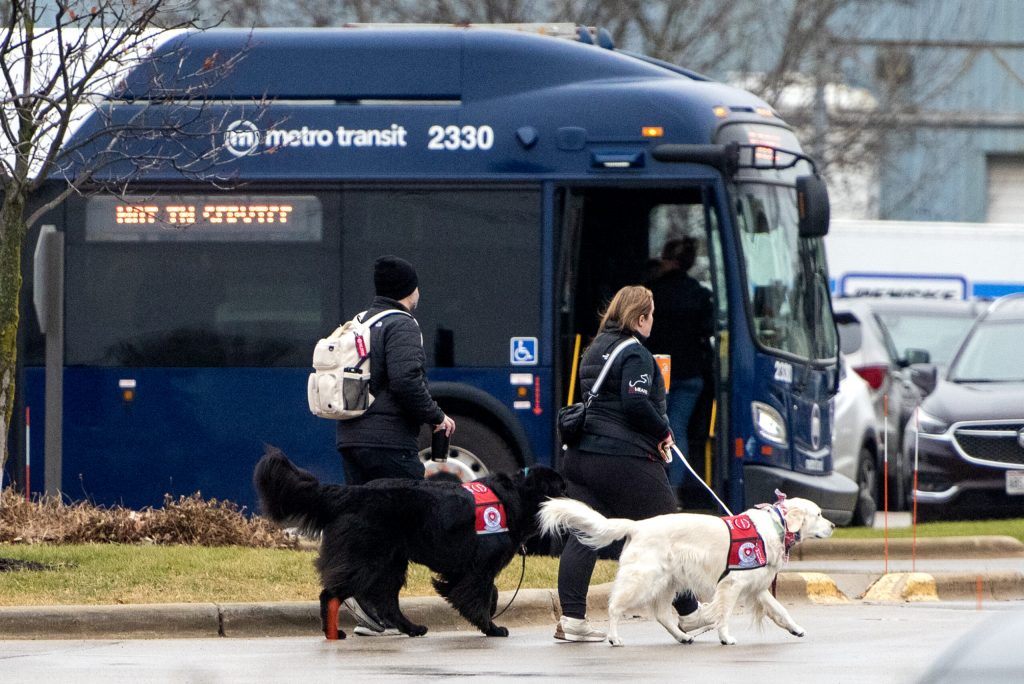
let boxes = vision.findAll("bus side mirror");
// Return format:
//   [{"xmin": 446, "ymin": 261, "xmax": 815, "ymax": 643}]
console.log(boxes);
[{"xmin": 796, "ymin": 174, "xmax": 830, "ymax": 238}]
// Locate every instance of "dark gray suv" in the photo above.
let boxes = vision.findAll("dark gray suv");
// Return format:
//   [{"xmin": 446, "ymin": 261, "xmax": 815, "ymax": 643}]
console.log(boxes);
[{"xmin": 904, "ymin": 294, "xmax": 1024, "ymax": 518}]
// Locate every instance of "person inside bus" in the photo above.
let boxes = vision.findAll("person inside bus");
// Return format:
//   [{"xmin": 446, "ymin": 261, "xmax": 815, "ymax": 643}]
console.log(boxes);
[
  {"xmin": 645, "ymin": 236, "xmax": 714, "ymax": 486},
  {"xmin": 336, "ymin": 254, "xmax": 456, "ymax": 636},
  {"xmin": 553, "ymin": 285, "xmax": 711, "ymax": 642}
]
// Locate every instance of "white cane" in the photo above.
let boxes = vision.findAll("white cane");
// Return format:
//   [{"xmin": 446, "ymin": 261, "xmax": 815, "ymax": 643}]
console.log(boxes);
[{"xmin": 670, "ymin": 443, "xmax": 733, "ymax": 516}]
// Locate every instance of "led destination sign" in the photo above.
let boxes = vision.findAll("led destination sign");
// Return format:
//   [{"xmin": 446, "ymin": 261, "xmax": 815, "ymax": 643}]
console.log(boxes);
[
  {"xmin": 114, "ymin": 203, "xmax": 295, "ymax": 226},
  {"xmin": 86, "ymin": 194, "xmax": 323, "ymax": 242}
]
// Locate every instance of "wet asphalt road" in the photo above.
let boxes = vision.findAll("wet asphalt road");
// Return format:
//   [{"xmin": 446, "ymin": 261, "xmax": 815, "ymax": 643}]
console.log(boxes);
[{"xmin": 2, "ymin": 602, "xmax": 1018, "ymax": 683}]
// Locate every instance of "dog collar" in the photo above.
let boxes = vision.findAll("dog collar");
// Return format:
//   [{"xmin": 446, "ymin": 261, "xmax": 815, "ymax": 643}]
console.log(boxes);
[
  {"xmin": 461, "ymin": 483, "xmax": 509, "ymax": 535},
  {"xmin": 756, "ymin": 501, "xmax": 798, "ymax": 561}
]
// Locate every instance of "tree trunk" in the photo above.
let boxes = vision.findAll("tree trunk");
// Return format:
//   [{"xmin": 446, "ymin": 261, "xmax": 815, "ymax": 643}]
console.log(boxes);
[{"xmin": 0, "ymin": 194, "xmax": 27, "ymax": 474}]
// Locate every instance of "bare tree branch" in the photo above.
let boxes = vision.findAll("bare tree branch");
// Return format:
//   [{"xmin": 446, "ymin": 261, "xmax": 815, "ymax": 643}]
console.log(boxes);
[{"xmin": 0, "ymin": 0, "xmax": 265, "ymax": 470}]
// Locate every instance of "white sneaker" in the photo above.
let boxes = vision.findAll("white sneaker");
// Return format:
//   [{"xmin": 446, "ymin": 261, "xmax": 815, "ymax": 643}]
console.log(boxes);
[
  {"xmin": 353, "ymin": 626, "xmax": 402, "ymax": 637},
  {"xmin": 342, "ymin": 598, "xmax": 385, "ymax": 633},
  {"xmin": 678, "ymin": 604, "xmax": 715, "ymax": 637},
  {"xmin": 554, "ymin": 615, "xmax": 606, "ymax": 642}
]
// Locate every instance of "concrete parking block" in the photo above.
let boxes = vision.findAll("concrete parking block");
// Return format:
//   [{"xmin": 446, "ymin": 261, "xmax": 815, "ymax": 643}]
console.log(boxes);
[
  {"xmin": 775, "ymin": 572, "xmax": 850, "ymax": 604},
  {"xmin": 863, "ymin": 573, "xmax": 939, "ymax": 602}
]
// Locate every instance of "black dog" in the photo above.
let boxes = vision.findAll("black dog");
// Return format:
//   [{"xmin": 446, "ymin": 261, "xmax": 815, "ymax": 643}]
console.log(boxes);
[{"xmin": 253, "ymin": 447, "xmax": 566, "ymax": 639}]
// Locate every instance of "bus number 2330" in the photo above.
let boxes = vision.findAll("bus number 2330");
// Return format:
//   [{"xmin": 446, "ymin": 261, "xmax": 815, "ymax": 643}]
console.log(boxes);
[{"xmin": 427, "ymin": 125, "xmax": 495, "ymax": 151}]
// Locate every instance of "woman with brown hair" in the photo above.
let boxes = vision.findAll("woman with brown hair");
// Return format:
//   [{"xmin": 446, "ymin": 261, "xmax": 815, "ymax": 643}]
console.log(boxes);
[{"xmin": 553, "ymin": 285, "xmax": 708, "ymax": 642}]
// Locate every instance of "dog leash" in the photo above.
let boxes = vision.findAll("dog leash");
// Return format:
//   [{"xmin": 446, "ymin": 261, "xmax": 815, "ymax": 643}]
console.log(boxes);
[
  {"xmin": 670, "ymin": 443, "xmax": 733, "ymax": 516},
  {"xmin": 491, "ymin": 544, "xmax": 527, "ymax": 619}
]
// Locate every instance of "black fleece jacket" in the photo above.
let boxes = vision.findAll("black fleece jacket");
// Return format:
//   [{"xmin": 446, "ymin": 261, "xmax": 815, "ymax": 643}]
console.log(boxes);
[
  {"xmin": 577, "ymin": 326, "xmax": 672, "ymax": 459},
  {"xmin": 335, "ymin": 296, "xmax": 445, "ymax": 452}
]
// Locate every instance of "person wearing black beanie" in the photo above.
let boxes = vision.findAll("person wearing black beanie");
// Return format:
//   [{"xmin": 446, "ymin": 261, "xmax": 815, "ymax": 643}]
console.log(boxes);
[
  {"xmin": 335, "ymin": 254, "xmax": 456, "ymax": 636},
  {"xmin": 373, "ymin": 255, "xmax": 419, "ymax": 303}
]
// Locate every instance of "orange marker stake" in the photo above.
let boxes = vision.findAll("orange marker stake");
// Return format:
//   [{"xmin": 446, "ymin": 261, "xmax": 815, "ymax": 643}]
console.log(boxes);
[
  {"xmin": 912, "ymin": 407, "xmax": 923, "ymax": 572},
  {"xmin": 912, "ymin": 460, "xmax": 919, "ymax": 572},
  {"xmin": 883, "ymin": 394, "xmax": 889, "ymax": 575}
]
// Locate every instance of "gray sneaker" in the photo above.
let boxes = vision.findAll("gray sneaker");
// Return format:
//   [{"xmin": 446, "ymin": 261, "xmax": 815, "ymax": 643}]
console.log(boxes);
[
  {"xmin": 553, "ymin": 615, "xmax": 606, "ymax": 642},
  {"xmin": 678, "ymin": 604, "xmax": 716, "ymax": 637},
  {"xmin": 353, "ymin": 625, "xmax": 402, "ymax": 637},
  {"xmin": 343, "ymin": 598, "xmax": 385, "ymax": 633}
]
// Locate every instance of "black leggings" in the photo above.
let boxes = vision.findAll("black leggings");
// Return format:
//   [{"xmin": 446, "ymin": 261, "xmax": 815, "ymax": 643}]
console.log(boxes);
[{"xmin": 557, "ymin": 448, "xmax": 697, "ymax": 619}]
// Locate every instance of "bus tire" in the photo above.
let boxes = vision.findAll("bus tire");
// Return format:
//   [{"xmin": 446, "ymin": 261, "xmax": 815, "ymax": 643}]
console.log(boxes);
[{"xmin": 419, "ymin": 414, "xmax": 518, "ymax": 481}]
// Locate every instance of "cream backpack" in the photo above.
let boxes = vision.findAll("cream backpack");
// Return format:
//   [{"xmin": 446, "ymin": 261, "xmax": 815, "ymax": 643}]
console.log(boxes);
[{"xmin": 306, "ymin": 309, "xmax": 410, "ymax": 420}]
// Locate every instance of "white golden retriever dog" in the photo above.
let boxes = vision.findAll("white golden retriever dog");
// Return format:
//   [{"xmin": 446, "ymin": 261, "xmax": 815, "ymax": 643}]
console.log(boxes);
[{"xmin": 539, "ymin": 494, "xmax": 834, "ymax": 646}]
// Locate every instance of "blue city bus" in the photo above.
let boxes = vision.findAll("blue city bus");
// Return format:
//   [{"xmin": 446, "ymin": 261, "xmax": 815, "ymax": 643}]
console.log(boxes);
[{"xmin": 13, "ymin": 26, "xmax": 856, "ymax": 522}]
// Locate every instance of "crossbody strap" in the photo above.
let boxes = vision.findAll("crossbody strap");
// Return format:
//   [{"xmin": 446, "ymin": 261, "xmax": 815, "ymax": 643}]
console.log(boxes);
[{"xmin": 586, "ymin": 337, "xmax": 639, "ymax": 402}]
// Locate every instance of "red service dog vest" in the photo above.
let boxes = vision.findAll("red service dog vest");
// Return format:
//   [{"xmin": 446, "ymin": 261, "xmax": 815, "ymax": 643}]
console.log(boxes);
[
  {"xmin": 722, "ymin": 514, "xmax": 767, "ymax": 571},
  {"xmin": 461, "ymin": 482, "xmax": 508, "ymax": 535}
]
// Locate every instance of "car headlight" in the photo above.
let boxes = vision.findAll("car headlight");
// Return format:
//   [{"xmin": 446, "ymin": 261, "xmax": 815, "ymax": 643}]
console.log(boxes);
[
  {"xmin": 911, "ymin": 407, "xmax": 949, "ymax": 435},
  {"xmin": 752, "ymin": 401, "xmax": 787, "ymax": 446}
]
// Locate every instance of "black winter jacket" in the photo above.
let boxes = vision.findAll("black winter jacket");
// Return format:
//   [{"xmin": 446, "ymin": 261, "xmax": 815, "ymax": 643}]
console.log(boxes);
[
  {"xmin": 646, "ymin": 270, "xmax": 714, "ymax": 381},
  {"xmin": 335, "ymin": 296, "xmax": 444, "ymax": 451},
  {"xmin": 578, "ymin": 326, "xmax": 672, "ymax": 459}
]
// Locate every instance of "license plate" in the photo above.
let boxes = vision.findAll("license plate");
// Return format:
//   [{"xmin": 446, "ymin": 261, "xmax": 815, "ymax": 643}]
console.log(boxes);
[{"xmin": 1007, "ymin": 470, "xmax": 1024, "ymax": 495}]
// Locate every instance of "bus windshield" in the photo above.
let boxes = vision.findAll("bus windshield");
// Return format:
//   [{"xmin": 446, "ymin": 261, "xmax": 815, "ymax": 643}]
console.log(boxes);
[
  {"xmin": 714, "ymin": 122, "xmax": 837, "ymax": 365},
  {"xmin": 735, "ymin": 180, "xmax": 837, "ymax": 363}
]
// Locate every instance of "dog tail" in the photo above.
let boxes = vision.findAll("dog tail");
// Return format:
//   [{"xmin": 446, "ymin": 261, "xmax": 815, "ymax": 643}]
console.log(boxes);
[
  {"xmin": 538, "ymin": 498, "xmax": 637, "ymax": 549},
  {"xmin": 253, "ymin": 446, "xmax": 341, "ymax": 537}
]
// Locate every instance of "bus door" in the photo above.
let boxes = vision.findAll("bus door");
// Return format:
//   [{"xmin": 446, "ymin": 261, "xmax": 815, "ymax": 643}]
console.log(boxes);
[{"xmin": 558, "ymin": 186, "xmax": 729, "ymax": 510}]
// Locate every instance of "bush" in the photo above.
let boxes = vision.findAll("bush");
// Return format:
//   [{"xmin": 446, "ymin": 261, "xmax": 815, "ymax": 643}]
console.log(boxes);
[{"xmin": 0, "ymin": 488, "xmax": 293, "ymax": 547}]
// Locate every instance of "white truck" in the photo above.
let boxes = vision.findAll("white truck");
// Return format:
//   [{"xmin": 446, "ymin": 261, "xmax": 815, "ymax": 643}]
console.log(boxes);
[{"xmin": 826, "ymin": 219, "xmax": 1024, "ymax": 300}]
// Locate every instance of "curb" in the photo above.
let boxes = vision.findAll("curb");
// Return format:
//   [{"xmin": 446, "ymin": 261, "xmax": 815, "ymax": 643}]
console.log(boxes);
[
  {"xmin": 0, "ymin": 587, "xmax": 568, "ymax": 640},
  {"xmin": 794, "ymin": 535, "xmax": 1024, "ymax": 560},
  {"xmin": 2, "ymin": 536, "xmax": 1022, "ymax": 640},
  {"xmin": 6, "ymin": 570, "xmax": 1023, "ymax": 640},
  {"xmin": 0, "ymin": 603, "xmax": 222, "ymax": 639}
]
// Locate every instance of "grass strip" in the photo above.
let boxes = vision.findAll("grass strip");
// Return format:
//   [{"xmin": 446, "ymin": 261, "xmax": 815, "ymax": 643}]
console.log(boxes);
[
  {"xmin": 0, "ymin": 544, "xmax": 618, "ymax": 606},
  {"xmin": 2, "ymin": 518, "xmax": 1021, "ymax": 606}
]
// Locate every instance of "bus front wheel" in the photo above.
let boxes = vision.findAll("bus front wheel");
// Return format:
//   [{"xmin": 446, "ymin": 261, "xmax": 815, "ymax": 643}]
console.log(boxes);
[{"xmin": 418, "ymin": 414, "xmax": 518, "ymax": 482}]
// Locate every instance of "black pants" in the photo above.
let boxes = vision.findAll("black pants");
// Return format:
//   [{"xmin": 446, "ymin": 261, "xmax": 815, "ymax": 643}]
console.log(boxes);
[
  {"xmin": 339, "ymin": 446, "xmax": 424, "ymax": 485},
  {"xmin": 557, "ymin": 448, "xmax": 698, "ymax": 619}
]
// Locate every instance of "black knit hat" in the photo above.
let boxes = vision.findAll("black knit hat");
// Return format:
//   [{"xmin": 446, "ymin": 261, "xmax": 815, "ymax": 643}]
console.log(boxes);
[{"xmin": 373, "ymin": 255, "xmax": 419, "ymax": 300}]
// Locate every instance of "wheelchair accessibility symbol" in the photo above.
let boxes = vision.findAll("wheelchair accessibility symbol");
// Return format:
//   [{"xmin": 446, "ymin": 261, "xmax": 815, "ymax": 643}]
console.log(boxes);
[{"xmin": 510, "ymin": 337, "xmax": 538, "ymax": 366}]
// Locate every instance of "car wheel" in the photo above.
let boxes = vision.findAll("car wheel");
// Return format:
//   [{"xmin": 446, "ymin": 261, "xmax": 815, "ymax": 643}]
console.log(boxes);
[
  {"xmin": 418, "ymin": 414, "xmax": 518, "ymax": 481},
  {"xmin": 853, "ymin": 447, "xmax": 878, "ymax": 527}
]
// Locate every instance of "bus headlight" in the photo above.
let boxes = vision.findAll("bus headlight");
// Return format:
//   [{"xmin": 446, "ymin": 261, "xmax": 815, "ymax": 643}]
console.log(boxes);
[{"xmin": 752, "ymin": 401, "xmax": 787, "ymax": 446}]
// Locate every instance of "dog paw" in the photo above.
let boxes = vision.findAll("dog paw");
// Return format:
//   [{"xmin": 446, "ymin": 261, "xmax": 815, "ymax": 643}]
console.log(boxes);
[
  {"xmin": 609, "ymin": 638, "xmax": 623, "ymax": 647},
  {"xmin": 407, "ymin": 625, "xmax": 429, "ymax": 637},
  {"xmin": 790, "ymin": 627, "xmax": 806, "ymax": 638},
  {"xmin": 676, "ymin": 633, "xmax": 694, "ymax": 645},
  {"xmin": 486, "ymin": 626, "xmax": 509, "ymax": 637},
  {"xmin": 721, "ymin": 636, "xmax": 737, "ymax": 646}
]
